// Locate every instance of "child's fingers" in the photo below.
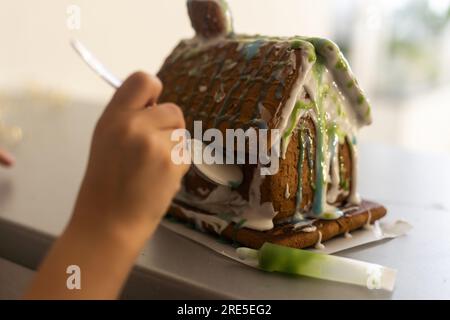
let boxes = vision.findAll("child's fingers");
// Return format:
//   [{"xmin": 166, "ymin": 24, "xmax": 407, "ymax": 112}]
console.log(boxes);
[
  {"xmin": 109, "ymin": 72, "xmax": 163, "ymax": 111},
  {"xmin": 0, "ymin": 149, "xmax": 15, "ymax": 167},
  {"xmin": 143, "ymin": 103, "xmax": 186, "ymax": 130}
]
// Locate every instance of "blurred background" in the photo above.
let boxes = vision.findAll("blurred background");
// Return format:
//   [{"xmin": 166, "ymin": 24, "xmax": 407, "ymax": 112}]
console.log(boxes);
[{"xmin": 0, "ymin": 0, "xmax": 449, "ymax": 155}]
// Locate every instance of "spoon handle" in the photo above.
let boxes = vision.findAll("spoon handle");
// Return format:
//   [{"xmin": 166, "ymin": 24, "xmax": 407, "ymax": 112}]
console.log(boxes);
[{"xmin": 71, "ymin": 39, "xmax": 123, "ymax": 89}]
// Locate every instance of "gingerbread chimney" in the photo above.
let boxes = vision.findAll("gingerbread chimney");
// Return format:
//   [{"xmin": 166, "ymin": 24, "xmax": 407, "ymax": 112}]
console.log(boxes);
[{"xmin": 187, "ymin": 0, "xmax": 234, "ymax": 38}]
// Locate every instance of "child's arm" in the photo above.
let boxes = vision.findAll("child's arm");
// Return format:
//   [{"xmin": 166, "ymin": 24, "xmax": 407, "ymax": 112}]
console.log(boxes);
[{"xmin": 24, "ymin": 72, "xmax": 188, "ymax": 299}]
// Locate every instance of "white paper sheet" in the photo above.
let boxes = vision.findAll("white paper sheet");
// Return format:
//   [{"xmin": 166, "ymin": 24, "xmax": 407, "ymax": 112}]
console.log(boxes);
[
  {"xmin": 161, "ymin": 218, "xmax": 412, "ymax": 266},
  {"xmin": 162, "ymin": 218, "xmax": 412, "ymax": 291}
]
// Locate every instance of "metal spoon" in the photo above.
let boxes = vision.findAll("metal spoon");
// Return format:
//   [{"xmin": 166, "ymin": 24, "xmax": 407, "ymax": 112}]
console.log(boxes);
[{"xmin": 70, "ymin": 39, "xmax": 243, "ymax": 187}]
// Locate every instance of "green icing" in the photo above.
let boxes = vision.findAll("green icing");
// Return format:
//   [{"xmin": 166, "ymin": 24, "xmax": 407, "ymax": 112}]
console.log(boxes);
[
  {"xmin": 258, "ymin": 242, "xmax": 318, "ymax": 274},
  {"xmin": 336, "ymin": 103, "xmax": 346, "ymax": 118},
  {"xmin": 307, "ymin": 62, "xmax": 345, "ymax": 220},
  {"xmin": 357, "ymin": 95, "xmax": 366, "ymax": 105},
  {"xmin": 335, "ymin": 58, "xmax": 348, "ymax": 71},
  {"xmin": 321, "ymin": 212, "xmax": 337, "ymax": 220},
  {"xmin": 346, "ymin": 79, "xmax": 356, "ymax": 88},
  {"xmin": 290, "ymin": 40, "xmax": 303, "ymax": 49},
  {"xmin": 365, "ymin": 106, "xmax": 371, "ymax": 118},
  {"xmin": 340, "ymin": 178, "xmax": 350, "ymax": 192},
  {"xmin": 282, "ymin": 101, "xmax": 312, "ymax": 140},
  {"xmin": 228, "ymin": 181, "xmax": 241, "ymax": 190},
  {"xmin": 301, "ymin": 37, "xmax": 372, "ymax": 125}
]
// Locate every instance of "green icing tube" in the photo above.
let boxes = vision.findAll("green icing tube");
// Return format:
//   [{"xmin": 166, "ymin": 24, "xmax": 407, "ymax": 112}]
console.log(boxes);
[{"xmin": 237, "ymin": 243, "xmax": 397, "ymax": 291}]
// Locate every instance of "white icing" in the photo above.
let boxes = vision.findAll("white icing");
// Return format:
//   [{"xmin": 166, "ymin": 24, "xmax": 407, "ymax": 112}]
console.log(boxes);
[
  {"xmin": 364, "ymin": 208, "xmax": 373, "ymax": 230},
  {"xmin": 327, "ymin": 134, "xmax": 341, "ymax": 203},
  {"xmin": 348, "ymin": 140, "xmax": 362, "ymax": 205},
  {"xmin": 292, "ymin": 219, "xmax": 316, "ymax": 230},
  {"xmin": 278, "ymin": 51, "xmax": 314, "ymax": 159},
  {"xmin": 282, "ymin": 58, "xmax": 362, "ymax": 219},
  {"xmin": 284, "ymin": 184, "xmax": 290, "ymax": 199},
  {"xmin": 302, "ymin": 226, "xmax": 317, "ymax": 233},
  {"xmin": 303, "ymin": 67, "xmax": 360, "ymax": 197},
  {"xmin": 292, "ymin": 211, "xmax": 304, "ymax": 222},
  {"xmin": 314, "ymin": 231, "xmax": 325, "ymax": 250},
  {"xmin": 236, "ymin": 169, "xmax": 278, "ymax": 230}
]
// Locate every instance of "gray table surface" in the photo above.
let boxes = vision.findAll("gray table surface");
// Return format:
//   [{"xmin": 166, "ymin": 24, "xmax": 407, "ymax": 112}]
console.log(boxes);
[{"xmin": 0, "ymin": 94, "xmax": 449, "ymax": 299}]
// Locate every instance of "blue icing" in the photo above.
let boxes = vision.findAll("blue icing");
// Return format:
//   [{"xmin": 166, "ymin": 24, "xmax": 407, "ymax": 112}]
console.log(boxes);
[
  {"xmin": 242, "ymin": 40, "xmax": 265, "ymax": 60},
  {"xmin": 309, "ymin": 64, "xmax": 343, "ymax": 220}
]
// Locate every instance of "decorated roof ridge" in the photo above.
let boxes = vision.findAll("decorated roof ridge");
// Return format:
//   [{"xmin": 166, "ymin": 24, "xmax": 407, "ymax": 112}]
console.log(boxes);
[
  {"xmin": 306, "ymin": 37, "xmax": 372, "ymax": 126},
  {"xmin": 226, "ymin": 35, "xmax": 373, "ymax": 126}
]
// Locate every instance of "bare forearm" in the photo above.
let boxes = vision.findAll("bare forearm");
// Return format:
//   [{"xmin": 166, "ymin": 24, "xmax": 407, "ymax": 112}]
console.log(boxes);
[
  {"xmin": 24, "ymin": 214, "xmax": 152, "ymax": 300},
  {"xmin": 24, "ymin": 72, "xmax": 186, "ymax": 299}
]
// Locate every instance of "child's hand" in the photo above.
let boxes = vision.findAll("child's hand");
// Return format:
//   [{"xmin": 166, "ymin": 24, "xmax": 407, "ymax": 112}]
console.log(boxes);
[
  {"xmin": 0, "ymin": 149, "xmax": 14, "ymax": 167},
  {"xmin": 74, "ymin": 71, "xmax": 188, "ymax": 238},
  {"xmin": 25, "ymin": 72, "xmax": 189, "ymax": 299}
]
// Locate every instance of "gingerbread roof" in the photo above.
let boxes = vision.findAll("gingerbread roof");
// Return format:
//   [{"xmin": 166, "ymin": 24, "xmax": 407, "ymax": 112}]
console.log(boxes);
[{"xmin": 157, "ymin": 1, "xmax": 372, "ymax": 135}]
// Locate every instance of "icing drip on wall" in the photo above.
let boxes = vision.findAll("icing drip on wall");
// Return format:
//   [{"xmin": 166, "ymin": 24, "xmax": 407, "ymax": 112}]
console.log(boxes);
[
  {"xmin": 314, "ymin": 231, "xmax": 325, "ymax": 250},
  {"xmin": 283, "ymin": 55, "xmax": 363, "ymax": 221},
  {"xmin": 284, "ymin": 184, "xmax": 290, "ymax": 199},
  {"xmin": 272, "ymin": 37, "xmax": 368, "ymax": 222},
  {"xmin": 307, "ymin": 64, "xmax": 343, "ymax": 220},
  {"xmin": 364, "ymin": 207, "xmax": 373, "ymax": 230},
  {"xmin": 348, "ymin": 136, "xmax": 361, "ymax": 205},
  {"xmin": 327, "ymin": 123, "xmax": 341, "ymax": 204},
  {"xmin": 237, "ymin": 167, "xmax": 278, "ymax": 230}
]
